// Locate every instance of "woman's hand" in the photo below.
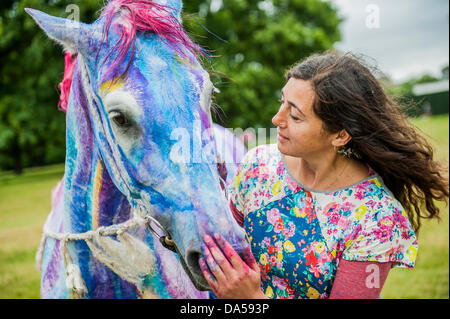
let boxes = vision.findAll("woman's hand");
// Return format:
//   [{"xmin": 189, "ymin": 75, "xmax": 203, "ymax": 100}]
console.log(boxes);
[{"xmin": 199, "ymin": 233, "xmax": 267, "ymax": 299}]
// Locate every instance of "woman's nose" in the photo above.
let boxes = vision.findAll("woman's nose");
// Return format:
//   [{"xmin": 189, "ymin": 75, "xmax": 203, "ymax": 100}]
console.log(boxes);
[{"xmin": 272, "ymin": 108, "xmax": 287, "ymax": 128}]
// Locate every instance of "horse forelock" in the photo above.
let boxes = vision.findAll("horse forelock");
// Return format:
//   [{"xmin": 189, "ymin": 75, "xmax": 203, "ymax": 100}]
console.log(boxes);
[
  {"xmin": 58, "ymin": 0, "xmax": 206, "ymax": 113},
  {"xmin": 57, "ymin": 52, "xmax": 78, "ymax": 113},
  {"xmin": 99, "ymin": 0, "xmax": 204, "ymax": 81}
]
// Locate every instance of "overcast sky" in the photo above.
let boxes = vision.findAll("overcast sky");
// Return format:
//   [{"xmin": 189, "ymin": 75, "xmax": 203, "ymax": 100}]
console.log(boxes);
[{"xmin": 330, "ymin": 0, "xmax": 449, "ymax": 83}]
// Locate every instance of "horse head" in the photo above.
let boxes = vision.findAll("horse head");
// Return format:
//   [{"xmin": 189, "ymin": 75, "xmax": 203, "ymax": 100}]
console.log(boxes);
[{"xmin": 27, "ymin": 0, "xmax": 248, "ymax": 297}]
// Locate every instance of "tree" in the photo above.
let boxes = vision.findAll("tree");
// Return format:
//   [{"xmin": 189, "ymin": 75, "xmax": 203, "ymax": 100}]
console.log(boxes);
[
  {"xmin": 0, "ymin": 0, "xmax": 99, "ymax": 173},
  {"xmin": 182, "ymin": 0, "xmax": 342, "ymax": 129},
  {"xmin": 0, "ymin": 0, "xmax": 342, "ymax": 172}
]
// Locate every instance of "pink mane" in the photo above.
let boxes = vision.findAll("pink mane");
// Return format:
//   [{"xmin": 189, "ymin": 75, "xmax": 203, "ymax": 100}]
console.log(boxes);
[
  {"xmin": 58, "ymin": 0, "xmax": 203, "ymax": 111},
  {"xmin": 100, "ymin": 0, "xmax": 203, "ymax": 79},
  {"xmin": 58, "ymin": 52, "xmax": 77, "ymax": 113}
]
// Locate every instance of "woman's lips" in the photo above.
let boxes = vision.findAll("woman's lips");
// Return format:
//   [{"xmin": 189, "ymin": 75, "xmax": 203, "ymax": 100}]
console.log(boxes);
[{"xmin": 278, "ymin": 132, "xmax": 289, "ymax": 142}]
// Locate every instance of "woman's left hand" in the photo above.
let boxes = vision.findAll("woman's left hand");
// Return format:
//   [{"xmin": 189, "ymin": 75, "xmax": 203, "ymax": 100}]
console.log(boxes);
[{"xmin": 199, "ymin": 233, "xmax": 267, "ymax": 299}]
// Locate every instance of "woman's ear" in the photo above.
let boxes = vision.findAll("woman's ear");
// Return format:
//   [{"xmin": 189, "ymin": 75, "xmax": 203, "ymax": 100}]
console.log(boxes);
[{"xmin": 331, "ymin": 129, "xmax": 352, "ymax": 148}]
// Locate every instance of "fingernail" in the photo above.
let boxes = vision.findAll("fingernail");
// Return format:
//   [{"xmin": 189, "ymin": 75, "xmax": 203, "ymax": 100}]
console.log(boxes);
[{"xmin": 204, "ymin": 235, "xmax": 212, "ymax": 243}]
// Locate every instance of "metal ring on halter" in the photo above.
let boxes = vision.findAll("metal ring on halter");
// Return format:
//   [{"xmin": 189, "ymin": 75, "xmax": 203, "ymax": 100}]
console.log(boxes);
[
  {"xmin": 219, "ymin": 176, "xmax": 228, "ymax": 200},
  {"xmin": 145, "ymin": 216, "xmax": 177, "ymax": 252}
]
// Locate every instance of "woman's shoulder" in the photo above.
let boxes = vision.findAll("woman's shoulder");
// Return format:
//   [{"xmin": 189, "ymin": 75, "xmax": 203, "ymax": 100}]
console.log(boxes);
[
  {"xmin": 240, "ymin": 143, "xmax": 280, "ymax": 167},
  {"xmin": 318, "ymin": 175, "xmax": 418, "ymax": 268},
  {"xmin": 229, "ymin": 144, "xmax": 288, "ymax": 214},
  {"xmin": 233, "ymin": 143, "xmax": 283, "ymax": 189},
  {"xmin": 318, "ymin": 174, "xmax": 407, "ymax": 222}
]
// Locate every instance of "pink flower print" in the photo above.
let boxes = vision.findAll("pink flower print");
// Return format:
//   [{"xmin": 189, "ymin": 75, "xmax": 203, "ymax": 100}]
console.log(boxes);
[
  {"xmin": 366, "ymin": 200, "xmax": 377, "ymax": 208},
  {"xmin": 281, "ymin": 222, "xmax": 295, "ymax": 238},
  {"xmin": 259, "ymin": 166, "xmax": 270, "ymax": 180},
  {"xmin": 276, "ymin": 260, "xmax": 284, "ymax": 269},
  {"xmin": 246, "ymin": 168, "xmax": 258, "ymax": 179},
  {"xmin": 374, "ymin": 225, "xmax": 393, "ymax": 243},
  {"xmin": 356, "ymin": 181, "xmax": 370, "ymax": 191},
  {"xmin": 401, "ymin": 231, "xmax": 410, "ymax": 240},
  {"xmin": 344, "ymin": 224, "xmax": 362, "ymax": 243},
  {"xmin": 323, "ymin": 202, "xmax": 339, "ymax": 217},
  {"xmin": 274, "ymin": 218, "xmax": 285, "ymax": 233},
  {"xmin": 288, "ymin": 222, "xmax": 296, "ymax": 237},
  {"xmin": 269, "ymin": 255, "xmax": 278, "ymax": 266},
  {"xmin": 396, "ymin": 244, "xmax": 405, "ymax": 254},
  {"xmin": 272, "ymin": 276, "xmax": 288, "ymax": 291},
  {"xmin": 329, "ymin": 212, "xmax": 340, "ymax": 225},
  {"xmin": 355, "ymin": 191, "xmax": 365, "ymax": 200},
  {"xmin": 261, "ymin": 237, "xmax": 271, "ymax": 248},
  {"xmin": 309, "ymin": 264, "xmax": 322, "ymax": 278},
  {"xmin": 276, "ymin": 162, "xmax": 284, "ymax": 175},
  {"xmin": 394, "ymin": 208, "xmax": 409, "ymax": 229},
  {"xmin": 379, "ymin": 214, "xmax": 394, "ymax": 226},
  {"xmin": 275, "ymin": 241, "xmax": 283, "ymax": 251},
  {"xmin": 297, "ymin": 238, "xmax": 306, "ymax": 248},
  {"xmin": 341, "ymin": 201, "xmax": 355, "ymax": 212},
  {"xmin": 337, "ymin": 216, "xmax": 350, "ymax": 229},
  {"xmin": 267, "ymin": 208, "xmax": 281, "ymax": 225}
]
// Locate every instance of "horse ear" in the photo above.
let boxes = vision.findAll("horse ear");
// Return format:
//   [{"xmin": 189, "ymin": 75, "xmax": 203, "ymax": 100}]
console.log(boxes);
[{"xmin": 25, "ymin": 8, "xmax": 101, "ymax": 56}]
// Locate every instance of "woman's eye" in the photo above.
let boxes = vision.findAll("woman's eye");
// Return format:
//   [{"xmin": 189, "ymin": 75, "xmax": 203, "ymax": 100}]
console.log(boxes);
[{"xmin": 290, "ymin": 114, "xmax": 300, "ymax": 121}]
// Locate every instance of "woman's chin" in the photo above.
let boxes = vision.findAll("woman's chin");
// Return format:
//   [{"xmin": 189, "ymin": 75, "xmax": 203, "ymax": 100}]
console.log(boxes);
[{"xmin": 276, "ymin": 141, "xmax": 290, "ymax": 154}]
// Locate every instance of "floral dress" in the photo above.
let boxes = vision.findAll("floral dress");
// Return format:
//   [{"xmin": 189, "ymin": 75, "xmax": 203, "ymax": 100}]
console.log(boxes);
[{"xmin": 228, "ymin": 144, "xmax": 418, "ymax": 299}]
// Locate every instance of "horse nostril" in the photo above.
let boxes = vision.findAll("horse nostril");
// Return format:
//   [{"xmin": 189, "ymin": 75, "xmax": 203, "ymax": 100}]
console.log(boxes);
[{"xmin": 186, "ymin": 250, "xmax": 203, "ymax": 277}]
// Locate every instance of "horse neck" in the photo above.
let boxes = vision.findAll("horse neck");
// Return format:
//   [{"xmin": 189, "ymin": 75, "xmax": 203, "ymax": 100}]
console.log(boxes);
[
  {"xmin": 59, "ymin": 61, "xmax": 207, "ymax": 299},
  {"xmin": 63, "ymin": 61, "xmax": 130, "ymax": 235}
]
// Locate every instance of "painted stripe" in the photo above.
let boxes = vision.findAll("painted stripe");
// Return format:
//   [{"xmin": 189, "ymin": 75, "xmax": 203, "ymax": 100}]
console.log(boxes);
[{"xmin": 92, "ymin": 160, "xmax": 104, "ymax": 229}]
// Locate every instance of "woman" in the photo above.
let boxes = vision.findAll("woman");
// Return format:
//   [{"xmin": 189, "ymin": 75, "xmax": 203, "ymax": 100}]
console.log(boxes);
[{"xmin": 199, "ymin": 52, "xmax": 449, "ymax": 299}]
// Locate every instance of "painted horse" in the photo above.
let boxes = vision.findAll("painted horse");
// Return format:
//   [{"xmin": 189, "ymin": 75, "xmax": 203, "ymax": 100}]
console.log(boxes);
[{"xmin": 26, "ymin": 0, "xmax": 249, "ymax": 298}]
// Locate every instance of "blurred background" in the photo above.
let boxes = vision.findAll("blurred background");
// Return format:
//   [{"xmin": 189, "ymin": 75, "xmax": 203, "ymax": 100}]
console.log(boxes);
[{"xmin": 0, "ymin": 0, "xmax": 448, "ymax": 298}]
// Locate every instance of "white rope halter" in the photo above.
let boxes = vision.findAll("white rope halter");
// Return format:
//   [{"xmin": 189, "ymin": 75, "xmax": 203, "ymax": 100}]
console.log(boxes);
[
  {"xmin": 35, "ymin": 206, "xmax": 173, "ymax": 296},
  {"xmin": 36, "ymin": 54, "xmax": 231, "ymax": 298}
]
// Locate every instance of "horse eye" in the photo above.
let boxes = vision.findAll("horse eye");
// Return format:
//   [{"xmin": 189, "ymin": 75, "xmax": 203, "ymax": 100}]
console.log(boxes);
[{"xmin": 111, "ymin": 112, "xmax": 130, "ymax": 127}]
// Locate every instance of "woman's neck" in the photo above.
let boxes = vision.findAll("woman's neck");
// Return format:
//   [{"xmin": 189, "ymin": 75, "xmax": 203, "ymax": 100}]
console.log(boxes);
[{"xmin": 285, "ymin": 151, "xmax": 369, "ymax": 191}]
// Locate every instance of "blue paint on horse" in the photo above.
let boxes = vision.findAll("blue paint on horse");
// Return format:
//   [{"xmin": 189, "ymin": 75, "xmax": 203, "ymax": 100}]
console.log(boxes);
[{"xmin": 27, "ymin": 0, "xmax": 248, "ymax": 299}]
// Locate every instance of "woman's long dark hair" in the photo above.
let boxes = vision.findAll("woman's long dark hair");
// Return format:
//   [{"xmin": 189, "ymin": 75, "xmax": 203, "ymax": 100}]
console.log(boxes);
[{"xmin": 286, "ymin": 51, "xmax": 449, "ymax": 233}]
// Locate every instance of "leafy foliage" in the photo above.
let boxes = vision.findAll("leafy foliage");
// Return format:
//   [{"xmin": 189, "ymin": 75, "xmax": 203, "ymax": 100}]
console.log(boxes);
[
  {"xmin": 0, "ymin": 0, "xmax": 341, "ymax": 172},
  {"xmin": 183, "ymin": 0, "xmax": 341, "ymax": 129},
  {"xmin": 0, "ymin": 0, "xmax": 99, "ymax": 172}
]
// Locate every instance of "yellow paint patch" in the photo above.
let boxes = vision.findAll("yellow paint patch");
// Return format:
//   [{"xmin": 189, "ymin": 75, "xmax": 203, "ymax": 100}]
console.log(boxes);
[
  {"xmin": 92, "ymin": 160, "xmax": 104, "ymax": 230},
  {"xmin": 100, "ymin": 75, "xmax": 126, "ymax": 94}
]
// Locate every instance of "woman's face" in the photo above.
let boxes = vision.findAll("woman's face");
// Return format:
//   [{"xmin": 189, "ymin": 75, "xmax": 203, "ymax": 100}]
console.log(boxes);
[{"xmin": 272, "ymin": 78, "xmax": 334, "ymax": 158}]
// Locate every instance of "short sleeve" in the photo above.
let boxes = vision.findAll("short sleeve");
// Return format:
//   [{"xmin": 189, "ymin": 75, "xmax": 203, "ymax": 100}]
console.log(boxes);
[
  {"xmin": 342, "ymin": 202, "xmax": 418, "ymax": 269},
  {"xmin": 227, "ymin": 145, "xmax": 263, "ymax": 218}
]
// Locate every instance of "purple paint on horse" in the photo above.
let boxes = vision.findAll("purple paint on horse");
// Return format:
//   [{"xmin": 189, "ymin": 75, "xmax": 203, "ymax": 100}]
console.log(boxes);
[{"xmin": 28, "ymin": 0, "xmax": 248, "ymax": 299}]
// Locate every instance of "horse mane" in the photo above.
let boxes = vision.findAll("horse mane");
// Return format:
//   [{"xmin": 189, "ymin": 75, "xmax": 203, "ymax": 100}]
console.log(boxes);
[
  {"xmin": 57, "ymin": 0, "xmax": 203, "ymax": 112},
  {"xmin": 100, "ymin": 0, "xmax": 202, "ymax": 80},
  {"xmin": 58, "ymin": 52, "xmax": 77, "ymax": 113}
]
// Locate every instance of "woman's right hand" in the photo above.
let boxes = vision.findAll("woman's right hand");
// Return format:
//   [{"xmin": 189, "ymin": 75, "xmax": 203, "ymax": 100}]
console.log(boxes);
[{"xmin": 199, "ymin": 233, "xmax": 267, "ymax": 299}]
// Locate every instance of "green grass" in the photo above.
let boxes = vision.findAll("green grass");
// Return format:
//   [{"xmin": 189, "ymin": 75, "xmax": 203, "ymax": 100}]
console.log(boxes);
[
  {"xmin": 381, "ymin": 114, "xmax": 449, "ymax": 299},
  {"xmin": 0, "ymin": 163, "xmax": 64, "ymax": 299},
  {"xmin": 0, "ymin": 115, "xmax": 448, "ymax": 299}
]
